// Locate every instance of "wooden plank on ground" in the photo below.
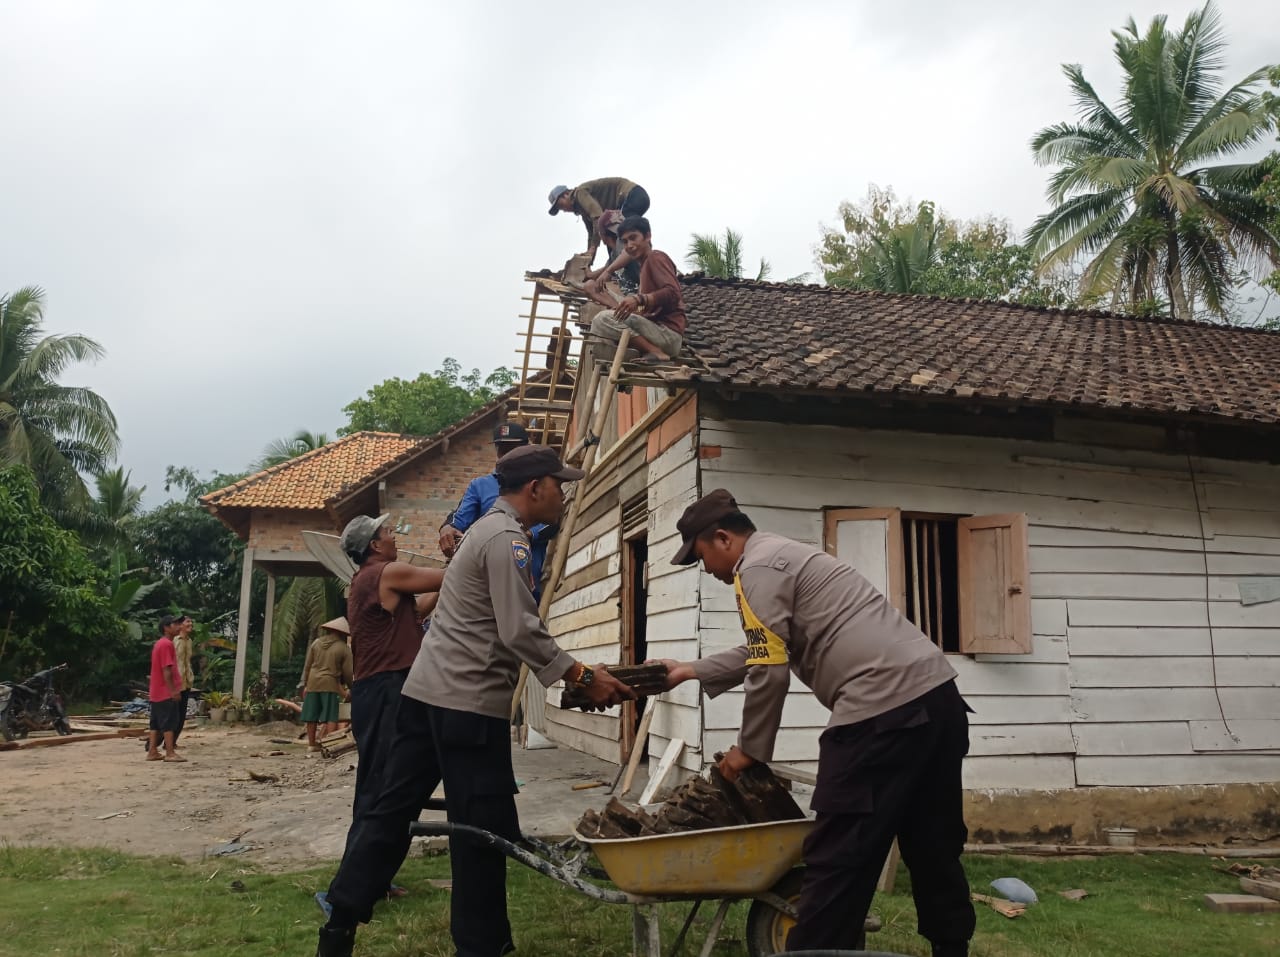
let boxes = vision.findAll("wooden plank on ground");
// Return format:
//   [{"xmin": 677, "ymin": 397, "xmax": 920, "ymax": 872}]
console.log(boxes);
[
  {"xmin": 0, "ymin": 729, "xmax": 148, "ymax": 751},
  {"xmin": 618, "ymin": 705, "xmax": 656, "ymax": 799},
  {"xmin": 1239, "ymin": 877, "xmax": 1280, "ymax": 902},
  {"xmin": 1204, "ymin": 893, "xmax": 1280, "ymax": 913}
]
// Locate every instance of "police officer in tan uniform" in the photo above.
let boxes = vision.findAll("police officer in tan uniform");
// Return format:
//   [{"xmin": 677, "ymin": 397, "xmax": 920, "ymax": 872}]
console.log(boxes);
[
  {"xmin": 317, "ymin": 446, "xmax": 634, "ymax": 957},
  {"xmin": 658, "ymin": 489, "xmax": 975, "ymax": 957}
]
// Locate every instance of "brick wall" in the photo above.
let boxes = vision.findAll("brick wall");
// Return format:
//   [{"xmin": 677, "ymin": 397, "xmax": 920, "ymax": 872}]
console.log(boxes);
[
  {"xmin": 384, "ymin": 424, "xmax": 498, "ymax": 561},
  {"xmin": 248, "ymin": 509, "xmax": 335, "ymax": 553},
  {"xmin": 244, "ymin": 419, "xmax": 501, "ymax": 562}
]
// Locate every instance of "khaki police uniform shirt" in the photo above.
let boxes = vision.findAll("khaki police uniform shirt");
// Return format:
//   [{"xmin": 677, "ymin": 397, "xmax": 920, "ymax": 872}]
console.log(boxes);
[
  {"xmin": 401, "ymin": 498, "xmax": 574, "ymax": 720},
  {"xmin": 690, "ymin": 532, "xmax": 957, "ymax": 762}
]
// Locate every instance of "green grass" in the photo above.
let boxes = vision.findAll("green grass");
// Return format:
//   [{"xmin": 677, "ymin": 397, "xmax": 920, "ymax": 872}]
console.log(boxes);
[{"xmin": 0, "ymin": 845, "xmax": 1276, "ymax": 956}]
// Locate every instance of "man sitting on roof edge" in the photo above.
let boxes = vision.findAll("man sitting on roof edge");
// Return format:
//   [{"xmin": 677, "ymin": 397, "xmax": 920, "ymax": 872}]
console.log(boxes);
[{"xmin": 585, "ymin": 215, "xmax": 686, "ymax": 366}]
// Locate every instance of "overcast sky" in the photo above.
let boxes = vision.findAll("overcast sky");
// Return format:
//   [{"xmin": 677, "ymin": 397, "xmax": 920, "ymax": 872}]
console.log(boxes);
[{"xmin": 2, "ymin": 1, "xmax": 1276, "ymax": 507}]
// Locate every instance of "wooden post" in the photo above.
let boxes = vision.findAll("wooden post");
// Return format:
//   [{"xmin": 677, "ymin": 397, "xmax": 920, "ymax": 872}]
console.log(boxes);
[
  {"xmin": 510, "ymin": 331, "xmax": 632, "ymax": 721},
  {"xmin": 232, "ymin": 548, "xmax": 255, "ymax": 700},
  {"xmin": 260, "ymin": 572, "xmax": 276, "ymax": 678}
]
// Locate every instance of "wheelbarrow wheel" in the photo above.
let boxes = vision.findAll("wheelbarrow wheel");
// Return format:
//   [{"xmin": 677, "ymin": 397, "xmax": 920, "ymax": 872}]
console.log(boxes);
[{"xmin": 745, "ymin": 868, "xmax": 867, "ymax": 956}]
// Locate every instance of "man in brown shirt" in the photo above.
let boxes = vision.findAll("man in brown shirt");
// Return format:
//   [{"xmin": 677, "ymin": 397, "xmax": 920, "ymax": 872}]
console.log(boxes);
[
  {"xmin": 586, "ymin": 215, "xmax": 686, "ymax": 363},
  {"xmin": 658, "ymin": 490, "xmax": 975, "ymax": 957},
  {"xmin": 548, "ymin": 176, "xmax": 649, "ymax": 263},
  {"xmin": 319, "ymin": 513, "xmax": 443, "ymax": 914}
]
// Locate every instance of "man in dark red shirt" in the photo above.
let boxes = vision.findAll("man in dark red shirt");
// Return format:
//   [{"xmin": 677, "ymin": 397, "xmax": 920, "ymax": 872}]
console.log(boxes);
[
  {"xmin": 145, "ymin": 614, "xmax": 185, "ymax": 762},
  {"xmin": 586, "ymin": 215, "xmax": 686, "ymax": 364},
  {"xmin": 315, "ymin": 514, "xmax": 444, "ymax": 917}
]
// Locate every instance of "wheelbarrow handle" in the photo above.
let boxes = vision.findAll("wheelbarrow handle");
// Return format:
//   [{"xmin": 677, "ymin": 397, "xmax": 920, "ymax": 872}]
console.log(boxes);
[{"xmin": 409, "ymin": 820, "xmax": 631, "ymax": 904}]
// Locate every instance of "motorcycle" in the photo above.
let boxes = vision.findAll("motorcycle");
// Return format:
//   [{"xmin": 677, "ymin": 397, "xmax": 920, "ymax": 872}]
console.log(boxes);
[{"xmin": 0, "ymin": 663, "xmax": 72, "ymax": 741}]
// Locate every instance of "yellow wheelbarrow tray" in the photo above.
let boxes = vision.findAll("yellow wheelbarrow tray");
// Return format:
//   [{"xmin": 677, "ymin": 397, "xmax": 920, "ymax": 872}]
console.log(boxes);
[
  {"xmin": 575, "ymin": 818, "xmax": 815, "ymax": 897},
  {"xmin": 408, "ymin": 814, "xmax": 837, "ymax": 956}
]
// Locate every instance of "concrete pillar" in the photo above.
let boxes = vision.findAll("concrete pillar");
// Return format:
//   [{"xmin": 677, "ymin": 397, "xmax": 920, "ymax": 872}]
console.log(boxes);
[
  {"xmin": 261, "ymin": 572, "xmax": 276, "ymax": 678},
  {"xmin": 232, "ymin": 547, "xmax": 256, "ymax": 700}
]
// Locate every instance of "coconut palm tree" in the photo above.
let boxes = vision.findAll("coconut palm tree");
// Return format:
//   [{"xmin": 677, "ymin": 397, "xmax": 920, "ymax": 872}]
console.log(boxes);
[
  {"xmin": 686, "ymin": 229, "xmax": 772, "ymax": 280},
  {"xmin": 1027, "ymin": 2, "xmax": 1279, "ymax": 320},
  {"xmin": 92, "ymin": 466, "xmax": 146, "ymax": 547},
  {"xmin": 0, "ymin": 286, "xmax": 119, "ymax": 509},
  {"xmin": 271, "ymin": 575, "xmax": 345, "ymax": 662},
  {"xmin": 256, "ymin": 429, "xmax": 331, "ymax": 470}
]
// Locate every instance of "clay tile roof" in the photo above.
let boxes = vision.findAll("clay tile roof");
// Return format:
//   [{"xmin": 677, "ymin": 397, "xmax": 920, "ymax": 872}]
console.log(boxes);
[
  {"xmin": 201, "ymin": 432, "xmax": 427, "ymax": 511},
  {"xmin": 672, "ymin": 277, "xmax": 1280, "ymax": 427}
]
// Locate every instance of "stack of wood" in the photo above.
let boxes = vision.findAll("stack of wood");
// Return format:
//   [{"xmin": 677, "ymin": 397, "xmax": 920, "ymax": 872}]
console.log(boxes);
[
  {"xmin": 559, "ymin": 663, "xmax": 668, "ymax": 711},
  {"xmin": 577, "ymin": 762, "xmax": 804, "ymax": 839}
]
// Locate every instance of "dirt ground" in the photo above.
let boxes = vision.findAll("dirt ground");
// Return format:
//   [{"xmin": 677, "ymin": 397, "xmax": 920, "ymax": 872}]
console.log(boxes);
[{"xmin": 0, "ymin": 722, "xmax": 629, "ymax": 871}]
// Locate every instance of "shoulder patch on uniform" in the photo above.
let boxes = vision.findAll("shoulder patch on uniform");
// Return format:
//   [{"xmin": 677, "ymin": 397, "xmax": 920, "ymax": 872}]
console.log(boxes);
[
  {"xmin": 773, "ymin": 557, "xmax": 789, "ymax": 570},
  {"xmin": 511, "ymin": 539, "xmax": 531, "ymax": 569}
]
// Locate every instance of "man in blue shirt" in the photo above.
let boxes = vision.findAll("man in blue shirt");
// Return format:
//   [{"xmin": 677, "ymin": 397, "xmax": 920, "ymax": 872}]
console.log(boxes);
[{"xmin": 438, "ymin": 422, "xmax": 554, "ymax": 599}]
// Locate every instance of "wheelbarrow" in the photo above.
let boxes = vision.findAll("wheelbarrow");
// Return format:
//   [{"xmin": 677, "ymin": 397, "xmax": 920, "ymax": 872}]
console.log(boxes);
[{"xmin": 410, "ymin": 812, "xmax": 880, "ymax": 956}]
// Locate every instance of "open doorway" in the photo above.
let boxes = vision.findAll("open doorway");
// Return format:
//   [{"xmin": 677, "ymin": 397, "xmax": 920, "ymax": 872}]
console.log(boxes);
[{"xmin": 619, "ymin": 533, "xmax": 648, "ymax": 763}]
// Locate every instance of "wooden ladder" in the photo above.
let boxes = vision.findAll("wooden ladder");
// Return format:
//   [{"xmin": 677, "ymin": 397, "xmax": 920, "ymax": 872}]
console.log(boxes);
[
  {"xmin": 511, "ymin": 329, "xmax": 633, "ymax": 720},
  {"xmin": 510, "ymin": 275, "xmax": 581, "ymax": 452}
]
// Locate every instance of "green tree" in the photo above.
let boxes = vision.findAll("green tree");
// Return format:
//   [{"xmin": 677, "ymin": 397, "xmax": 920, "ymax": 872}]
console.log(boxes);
[
  {"xmin": 0, "ymin": 287, "xmax": 119, "ymax": 512},
  {"xmin": 0, "ymin": 465, "xmax": 127, "ymax": 693},
  {"xmin": 256, "ymin": 429, "xmax": 331, "ymax": 470},
  {"xmin": 89, "ymin": 466, "xmax": 146, "ymax": 549},
  {"xmin": 133, "ymin": 466, "xmax": 255, "ymax": 634},
  {"xmin": 820, "ymin": 186, "xmax": 1080, "ymax": 304},
  {"xmin": 1257, "ymin": 66, "xmax": 1280, "ymax": 303},
  {"xmin": 1027, "ymin": 2, "xmax": 1279, "ymax": 320},
  {"xmin": 686, "ymin": 229, "xmax": 772, "ymax": 280},
  {"xmin": 340, "ymin": 359, "xmax": 516, "ymax": 437},
  {"xmin": 270, "ymin": 575, "xmax": 345, "ymax": 662}
]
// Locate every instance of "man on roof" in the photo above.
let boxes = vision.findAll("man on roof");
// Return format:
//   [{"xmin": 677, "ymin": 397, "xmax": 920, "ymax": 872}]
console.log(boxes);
[
  {"xmin": 584, "ymin": 209, "xmax": 642, "ymax": 294},
  {"xmin": 437, "ymin": 422, "xmax": 555, "ymax": 601},
  {"xmin": 548, "ymin": 177, "xmax": 649, "ymax": 264},
  {"xmin": 585, "ymin": 215, "xmax": 686, "ymax": 365}
]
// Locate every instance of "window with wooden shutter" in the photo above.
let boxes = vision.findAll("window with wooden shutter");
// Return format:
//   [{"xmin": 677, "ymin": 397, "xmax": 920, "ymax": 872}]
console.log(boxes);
[
  {"xmin": 823, "ymin": 508, "xmax": 906, "ymax": 613},
  {"xmin": 956, "ymin": 513, "xmax": 1032, "ymax": 654}
]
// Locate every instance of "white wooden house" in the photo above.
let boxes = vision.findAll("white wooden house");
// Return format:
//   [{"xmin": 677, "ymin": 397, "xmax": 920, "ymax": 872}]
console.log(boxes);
[{"xmin": 532, "ymin": 276, "xmax": 1280, "ymax": 837}]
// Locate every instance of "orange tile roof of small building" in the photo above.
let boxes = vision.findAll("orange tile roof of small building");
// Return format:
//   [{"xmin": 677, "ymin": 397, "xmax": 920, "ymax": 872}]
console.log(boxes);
[{"xmin": 201, "ymin": 432, "xmax": 427, "ymax": 511}]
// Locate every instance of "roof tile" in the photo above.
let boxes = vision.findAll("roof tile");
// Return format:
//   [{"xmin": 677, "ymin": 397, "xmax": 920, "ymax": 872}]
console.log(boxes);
[{"xmin": 675, "ymin": 277, "xmax": 1280, "ymax": 426}]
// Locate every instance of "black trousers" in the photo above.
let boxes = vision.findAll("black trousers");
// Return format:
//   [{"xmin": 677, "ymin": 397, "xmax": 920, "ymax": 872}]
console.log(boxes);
[
  {"xmin": 327, "ymin": 696, "xmax": 520, "ymax": 957},
  {"xmin": 620, "ymin": 184, "xmax": 650, "ymax": 218},
  {"xmin": 787, "ymin": 679, "xmax": 976, "ymax": 952},
  {"xmin": 174, "ymin": 690, "xmax": 191, "ymax": 743},
  {"xmin": 346, "ymin": 668, "xmax": 408, "ymax": 843}
]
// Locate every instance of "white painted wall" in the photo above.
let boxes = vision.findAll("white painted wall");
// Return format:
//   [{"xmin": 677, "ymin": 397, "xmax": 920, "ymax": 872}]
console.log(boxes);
[
  {"xmin": 542, "ymin": 431, "xmax": 703, "ymax": 769},
  {"xmin": 697, "ymin": 416, "xmax": 1280, "ymax": 790}
]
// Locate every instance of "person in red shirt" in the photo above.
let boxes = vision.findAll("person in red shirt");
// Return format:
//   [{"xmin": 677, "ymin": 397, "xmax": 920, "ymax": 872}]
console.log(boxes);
[
  {"xmin": 584, "ymin": 215, "xmax": 686, "ymax": 364},
  {"xmin": 145, "ymin": 615, "xmax": 186, "ymax": 762}
]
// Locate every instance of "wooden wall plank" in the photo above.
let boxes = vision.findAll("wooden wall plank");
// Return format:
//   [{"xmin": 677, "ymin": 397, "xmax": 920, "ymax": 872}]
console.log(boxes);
[
  {"xmin": 976, "ymin": 635, "xmax": 1069, "ymax": 664},
  {"xmin": 962, "ymin": 755, "xmax": 1077, "ymax": 790},
  {"xmin": 963, "ymin": 695, "xmax": 1073, "ymax": 725},
  {"xmin": 1066, "ymin": 599, "xmax": 1210, "ymax": 628},
  {"xmin": 1067, "ymin": 627, "xmax": 1211, "ymax": 657},
  {"xmin": 1076, "ymin": 754, "xmax": 1280, "ymax": 786},
  {"xmin": 1070, "ymin": 657, "xmax": 1213, "ymax": 688},
  {"xmin": 949, "ymin": 659, "xmax": 1069, "ymax": 696},
  {"xmin": 968, "ymin": 723, "xmax": 1076, "ymax": 756},
  {"xmin": 1071, "ymin": 687, "xmax": 1280, "ymax": 722},
  {"xmin": 704, "ymin": 689, "xmax": 831, "ymax": 730},
  {"xmin": 1032, "ymin": 599, "xmax": 1068, "ymax": 635},
  {"xmin": 1189, "ymin": 719, "xmax": 1280, "ymax": 752},
  {"xmin": 1071, "ymin": 721, "xmax": 1194, "ymax": 756}
]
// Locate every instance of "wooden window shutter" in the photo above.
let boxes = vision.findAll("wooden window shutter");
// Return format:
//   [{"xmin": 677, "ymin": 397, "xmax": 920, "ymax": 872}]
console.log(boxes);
[
  {"xmin": 957, "ymin": 513, "xmax": 1032, "ymax": 654},
  {"xmin": 823, "ymin": 508, "xmax": 906, "ymax": 613}
]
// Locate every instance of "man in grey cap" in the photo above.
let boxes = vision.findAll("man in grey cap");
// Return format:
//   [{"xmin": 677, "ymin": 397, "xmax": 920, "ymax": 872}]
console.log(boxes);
[
  {"xmin": 317, "ymin": 446, "xmax": 634, "ymax": 957},
  {"xmin": 656, "ymin": 489, "xmax": 975, "ymax": 957},
  {"xmin": 318, "ymin": 513, "xmax": 444, "ymax": 912},
  {"xmin": 548, "ymin": 177, "xmax": 649, "ymax": 264}
]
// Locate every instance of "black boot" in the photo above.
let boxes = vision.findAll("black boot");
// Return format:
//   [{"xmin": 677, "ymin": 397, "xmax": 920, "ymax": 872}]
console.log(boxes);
[
  {"xmin": 316, "ymin": 926, "xmax": 355, "ymax": 957},
  {"xmin": 932, "ymin": 942, "xmax": 968, "ymax": 957}
]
